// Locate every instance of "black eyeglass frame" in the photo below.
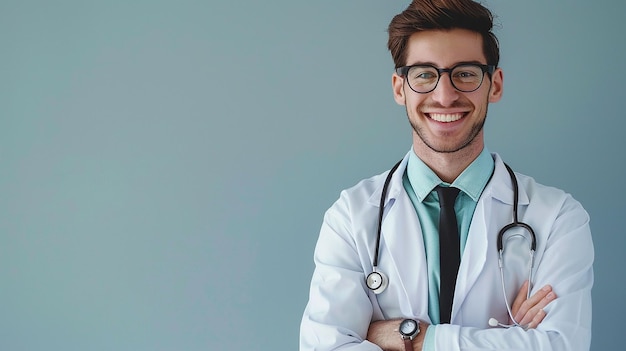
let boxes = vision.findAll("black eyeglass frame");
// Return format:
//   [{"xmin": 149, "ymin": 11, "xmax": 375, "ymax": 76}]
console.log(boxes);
[{"xmin": 395, "ymin": 63, "xmax": 496, "ymax": 94}]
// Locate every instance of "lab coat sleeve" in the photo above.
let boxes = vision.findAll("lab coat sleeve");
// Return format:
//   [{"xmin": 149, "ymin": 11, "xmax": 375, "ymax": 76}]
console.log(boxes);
[
  {"xmin": 431, "ymin": 192, "xmax": 594, "ymax": 351},
  {"xmin": 300, "ymin": 190, "xmax": 383, "ymax": 351}
]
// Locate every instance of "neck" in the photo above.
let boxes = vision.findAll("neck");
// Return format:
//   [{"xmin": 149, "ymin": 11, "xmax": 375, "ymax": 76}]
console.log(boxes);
[{"xmin": 412, "ymin": 135, "xmax": 484, "ymax": 184}]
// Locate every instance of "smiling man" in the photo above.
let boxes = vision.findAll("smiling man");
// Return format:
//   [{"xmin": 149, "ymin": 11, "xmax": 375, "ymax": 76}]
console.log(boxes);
[
  {"xmin": 300, "ymin": 1, "xmax": 593, "ymax": 351},
  {"xmin": 394, "ymin": 28, "xmax": 499, "ymax": 182}
]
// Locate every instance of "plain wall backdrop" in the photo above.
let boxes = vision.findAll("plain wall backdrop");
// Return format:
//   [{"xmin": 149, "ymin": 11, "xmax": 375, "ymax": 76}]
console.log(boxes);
[{"xmin": 1, "ymin": 1, "xmax": 624, "ymax": 350}]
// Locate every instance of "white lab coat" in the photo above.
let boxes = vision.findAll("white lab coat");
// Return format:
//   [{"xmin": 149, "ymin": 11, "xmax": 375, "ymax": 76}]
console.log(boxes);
[{"xmin": 300, "ymin": 152, "xmax": 593, "ymax": 351}]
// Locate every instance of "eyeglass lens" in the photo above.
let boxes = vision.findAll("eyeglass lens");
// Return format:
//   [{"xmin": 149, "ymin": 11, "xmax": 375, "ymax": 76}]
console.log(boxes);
[{"xmin": 406, "ymin": 65, "xmax": 486, "ymax": 93}]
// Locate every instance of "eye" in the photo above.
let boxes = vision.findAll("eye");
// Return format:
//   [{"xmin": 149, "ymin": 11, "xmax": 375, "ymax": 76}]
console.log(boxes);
[
  {"xmin": 452, "ymin": 66, "xmax": 483, "ymax": 85},
  {"xmin": 415, "ymin": 71, "xmax": 436, "ymax": 79},
  {"xmin": 409, "ymin": 67, "xmax": 438, "ymax": 81},
  {"xmin": 454, "ymin": 70, "xmax": 479, "ymax": 78}
]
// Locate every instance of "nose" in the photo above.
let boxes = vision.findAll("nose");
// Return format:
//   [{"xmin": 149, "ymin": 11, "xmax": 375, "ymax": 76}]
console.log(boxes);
[{"xmin": 430, "ymin": 73, "xmax": 460, "ymax": 107}]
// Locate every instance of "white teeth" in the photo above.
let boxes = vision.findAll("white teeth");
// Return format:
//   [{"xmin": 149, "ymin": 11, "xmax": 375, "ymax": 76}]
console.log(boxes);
[{"xmin": 429, "ymin": 113, "xmax": 464, "ymax": 122}]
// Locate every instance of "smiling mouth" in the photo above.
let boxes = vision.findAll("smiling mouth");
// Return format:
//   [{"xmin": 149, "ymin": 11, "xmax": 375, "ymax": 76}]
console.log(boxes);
[{"xmin": 427, "ymin": 113, "xmax": 465, "ymax": 123}]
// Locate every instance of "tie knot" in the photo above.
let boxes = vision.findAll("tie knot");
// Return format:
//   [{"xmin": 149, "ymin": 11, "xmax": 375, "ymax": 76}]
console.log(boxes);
[{"xmin": 436, "ymin": 186, "xmax": 460, "ymax": 209}]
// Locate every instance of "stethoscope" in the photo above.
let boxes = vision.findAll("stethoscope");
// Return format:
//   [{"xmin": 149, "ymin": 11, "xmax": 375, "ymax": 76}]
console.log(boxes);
[{"xmin": 365, "ymin": 160, "xmax": 537, "ymax": 329}]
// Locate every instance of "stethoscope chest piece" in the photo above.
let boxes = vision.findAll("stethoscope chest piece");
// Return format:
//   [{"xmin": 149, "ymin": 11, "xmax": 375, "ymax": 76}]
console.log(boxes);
[{"xmin": 366, "ymin": 269, "xmax": 388, "ymax": 294}]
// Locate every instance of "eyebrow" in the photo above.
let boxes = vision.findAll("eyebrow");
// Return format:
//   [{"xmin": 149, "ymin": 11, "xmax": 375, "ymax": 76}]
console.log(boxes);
[{"xmin": 405, "ymin": 60, "xmax": 487, "ymax": 67}]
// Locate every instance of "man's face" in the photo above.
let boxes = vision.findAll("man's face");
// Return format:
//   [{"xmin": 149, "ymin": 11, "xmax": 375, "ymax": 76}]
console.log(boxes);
[{"xmin": 392, "ymin": 29, "xmax": 503, "ymax": 154}]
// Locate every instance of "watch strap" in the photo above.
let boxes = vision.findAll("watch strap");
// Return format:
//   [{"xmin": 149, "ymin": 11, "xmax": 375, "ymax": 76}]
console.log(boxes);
[{"xmin": 403, "ymin": 337, "xmax": 414, "ymax": 351}]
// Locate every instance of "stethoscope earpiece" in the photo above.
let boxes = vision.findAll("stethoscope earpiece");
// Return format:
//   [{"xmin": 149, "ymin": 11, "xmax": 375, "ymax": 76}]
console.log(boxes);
[{"xmin": 488, "ymin": 317, "xmax": 529, "ymax": 330}]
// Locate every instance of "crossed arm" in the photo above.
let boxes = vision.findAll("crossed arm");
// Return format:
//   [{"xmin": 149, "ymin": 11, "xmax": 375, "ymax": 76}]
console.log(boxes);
[{"xmin": 367, "ymin": 280, "xmax": 557, "ymax": 351}]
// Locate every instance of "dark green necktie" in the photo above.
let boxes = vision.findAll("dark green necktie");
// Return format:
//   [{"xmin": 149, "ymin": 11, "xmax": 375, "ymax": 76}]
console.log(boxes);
[{"xmin": 436, "ymin": 186, "xmax": 461, "ymax": 324}]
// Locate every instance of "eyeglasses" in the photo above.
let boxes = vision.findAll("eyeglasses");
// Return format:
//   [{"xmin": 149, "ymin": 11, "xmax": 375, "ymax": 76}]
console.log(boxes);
[{"xmin": 395, "ymin": 63, "xmax": 495, "ymax": 94}]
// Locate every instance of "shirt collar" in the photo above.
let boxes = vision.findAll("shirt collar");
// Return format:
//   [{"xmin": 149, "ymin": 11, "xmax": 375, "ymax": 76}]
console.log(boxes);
[{"xmin": 405, "ymin": 147, "xmax": 495, "ymax": 202}]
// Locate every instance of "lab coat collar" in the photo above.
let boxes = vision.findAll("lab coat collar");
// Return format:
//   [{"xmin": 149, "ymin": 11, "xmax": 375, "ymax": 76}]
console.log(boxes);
[
  {"xmin": 367, "ymin": 151, "xmax": 529, "ymax": 208},
  {"xmin": 487, "ymin": 153, "xmax": 530, "ymax": 206},
  {"xmin": 367, "ymin": 151, "xmax": 411, "ymax": 208}
]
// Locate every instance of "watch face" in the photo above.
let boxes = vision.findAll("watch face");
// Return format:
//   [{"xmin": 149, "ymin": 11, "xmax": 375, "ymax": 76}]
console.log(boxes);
[
  {"xmin": 400, "ymin": 319, "xmax": 417, "ymax": 335},
  {"xmin": 366, "ymin": 272, "xmax": 383, "ymax": 290}
]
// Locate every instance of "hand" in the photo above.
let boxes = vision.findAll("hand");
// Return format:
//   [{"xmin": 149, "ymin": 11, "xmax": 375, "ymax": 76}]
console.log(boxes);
[{"xmin": 510, "ymin": 280, "xmax": 557, "ymax": 329}]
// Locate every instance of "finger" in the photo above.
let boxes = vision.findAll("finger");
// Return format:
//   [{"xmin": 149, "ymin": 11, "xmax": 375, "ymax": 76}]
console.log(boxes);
[
  {"xmin": 514, "ymin": 285, "xmax": 552, "ymax": 323},
  {"xmin": 518, "ymin": 290, "xmax": 557, "ymax": 326},
  {"xmin": 515, "ymin": 286, "xmax": 552, "ymax": 323},
  {"xmin": 510, "ymin": 280, "xmax": 529, "ymax": 317},
  {"xmin": 526, "ymin": 309, "xmax": 547, "ymax": 329}
]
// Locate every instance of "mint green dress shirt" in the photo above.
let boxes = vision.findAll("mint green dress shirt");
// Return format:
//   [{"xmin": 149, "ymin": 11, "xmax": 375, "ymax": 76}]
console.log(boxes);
[{"xmin": 402, "ymin": 147, "xmax": 494, "ymax": 350}]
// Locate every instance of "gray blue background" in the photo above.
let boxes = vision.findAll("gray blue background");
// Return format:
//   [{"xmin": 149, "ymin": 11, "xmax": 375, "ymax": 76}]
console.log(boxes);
[{"xmin": 1, "ymin": 1, "xmax": 623, "ymax": 350}]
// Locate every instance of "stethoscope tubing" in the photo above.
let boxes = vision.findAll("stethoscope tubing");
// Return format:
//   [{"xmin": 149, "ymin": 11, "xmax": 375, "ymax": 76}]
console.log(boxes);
[
  {"xmin": 373, "ymin": 159, "xmax": 403, "ymax": 268},
  {"xmin": 499, "ymin": 164, "xmax": 537, "ymax": 252}
]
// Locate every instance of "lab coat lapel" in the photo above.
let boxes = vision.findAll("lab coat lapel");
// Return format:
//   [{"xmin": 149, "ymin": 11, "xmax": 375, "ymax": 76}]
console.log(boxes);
[
  {"xmin": 381, "ymin": 189, "xmax": 430, "ymax": 319},
  {"xmin": 451, "ymin": 189, "xmax": 490, "ymax": 320},
  {"xmin": 451, "ymin": 155, "xmax": 527, "ymax": 321},
  {"xmin": 368, "ymin": 154, "xmax": 430, "ymax": 320}
]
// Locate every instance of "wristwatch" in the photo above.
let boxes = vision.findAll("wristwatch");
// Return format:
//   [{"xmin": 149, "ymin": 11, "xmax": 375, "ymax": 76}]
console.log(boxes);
[{"xmin": 399, "ymin": 318, "xmax": 420, "ymax": 351}]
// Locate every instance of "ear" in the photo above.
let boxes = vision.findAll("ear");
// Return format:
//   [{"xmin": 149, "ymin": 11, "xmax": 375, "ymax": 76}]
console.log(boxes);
[
  {"xmin": 488, "ymin": 68, "xmax": 504, "ymax": 103},
  {"xmin": 392, "ymin": 73, "xmax": 406, "ymax": 106}
]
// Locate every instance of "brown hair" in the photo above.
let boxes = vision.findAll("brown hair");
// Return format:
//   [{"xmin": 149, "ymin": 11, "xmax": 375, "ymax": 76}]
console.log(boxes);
[{"xmin": 387, "ymin": 0, "xmax": 499, "ymax": 68}]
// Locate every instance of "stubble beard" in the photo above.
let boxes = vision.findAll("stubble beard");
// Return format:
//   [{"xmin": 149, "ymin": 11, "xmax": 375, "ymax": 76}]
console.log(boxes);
[{"xmin": 407, "ymin": 103, "xmax": 488, "ymax": 154}]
